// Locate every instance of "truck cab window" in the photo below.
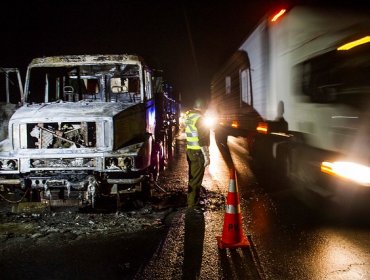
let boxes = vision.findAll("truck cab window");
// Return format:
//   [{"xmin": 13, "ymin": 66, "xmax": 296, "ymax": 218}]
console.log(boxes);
[
  {"xmin": 241, "ymin": 69, "xmax": 252, "ymax": 105},
  {"xmin": 27, "ymin": 68, "xmax": 48, "ymax": 103},
  {"xmin": 26, "ymin": 64, "xmax": 144, "ymax": 104},
  {"xmin": 301, "ymin": 43, "xmax": 370, "ymax": 110}
]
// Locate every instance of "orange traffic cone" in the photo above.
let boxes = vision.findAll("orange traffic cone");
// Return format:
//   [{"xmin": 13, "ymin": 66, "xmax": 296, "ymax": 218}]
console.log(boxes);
[{"xmin": 216, "ymin": 168, "xmax": 250, "ymax": 249}]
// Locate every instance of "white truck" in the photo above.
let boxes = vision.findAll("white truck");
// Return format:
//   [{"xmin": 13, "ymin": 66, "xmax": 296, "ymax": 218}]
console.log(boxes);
[
  {"xmin": 210, "ymin": 6, "xmax": 370, "ymax": 200},
  {"xmin": 0, "ymin": 54, "xmax": 179, "ymax": 207}
]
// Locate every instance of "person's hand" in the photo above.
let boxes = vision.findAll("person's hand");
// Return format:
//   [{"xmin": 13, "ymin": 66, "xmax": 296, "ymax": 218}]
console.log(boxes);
[{"xmin": 201, "ymin": 146, "xmax": 210, "ymax": 167}]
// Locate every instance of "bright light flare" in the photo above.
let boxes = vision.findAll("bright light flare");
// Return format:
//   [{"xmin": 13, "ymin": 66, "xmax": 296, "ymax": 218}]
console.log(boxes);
[
  {"xmin": 321, "ymin": 161, "xmax": 370, "ymax": 186},
  {"xmin": 204, "ymin": 114, "xmax": 217, "ymax": 128}
]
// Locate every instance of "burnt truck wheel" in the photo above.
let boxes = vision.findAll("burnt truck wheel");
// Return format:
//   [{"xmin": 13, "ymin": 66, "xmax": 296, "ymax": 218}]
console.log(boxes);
[{"xmin": 141, "ymin": 181, "xmax": 153, "ymax": 201}]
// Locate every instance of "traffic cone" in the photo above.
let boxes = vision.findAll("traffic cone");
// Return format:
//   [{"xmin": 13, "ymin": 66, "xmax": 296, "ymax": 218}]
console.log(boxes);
[{"xmin": 216, "ymin": 168, "xmax": 250, "ymax": 249}]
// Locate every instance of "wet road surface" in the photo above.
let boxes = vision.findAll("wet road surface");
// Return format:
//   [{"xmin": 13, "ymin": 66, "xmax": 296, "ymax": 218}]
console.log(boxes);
[
  {"xmin": 2, "ymin": 131, "xmax": 370, "ymax": 279},
  {"xmin": 221, "ymin": 134, "xmax": 370, "ymax": 280},
  {"xmin": 0, "ymin": 133, "xmax": 262, "ymax": 280}
]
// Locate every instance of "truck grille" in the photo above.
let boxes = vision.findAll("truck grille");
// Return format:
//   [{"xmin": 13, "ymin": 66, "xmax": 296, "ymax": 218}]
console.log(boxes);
[
  {"xmin": 25, "ymin": 122, "xmax": 96, "ymax": 149},
  {"xmin": 30, "ymin": 157, "xmax": 96, "ymax": 169}
]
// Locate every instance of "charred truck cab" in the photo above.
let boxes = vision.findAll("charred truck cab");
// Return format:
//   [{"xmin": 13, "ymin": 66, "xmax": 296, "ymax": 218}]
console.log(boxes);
[{"xmin": 0, "ymin": 54, "xmax": 178, "ymax": 207}]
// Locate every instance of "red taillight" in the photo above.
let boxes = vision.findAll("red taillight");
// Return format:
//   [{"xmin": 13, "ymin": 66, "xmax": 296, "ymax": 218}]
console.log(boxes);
[
  {"xmin": 231, "ymin": 120, "xmax": 239, "ymax": 128},
  {"xmin": 256, "ymin": 122, "xmax": 268, "ymax": 134},
  {"xmin": 271, "ymin": 9, "xmax": 286, "ymax": 22}
]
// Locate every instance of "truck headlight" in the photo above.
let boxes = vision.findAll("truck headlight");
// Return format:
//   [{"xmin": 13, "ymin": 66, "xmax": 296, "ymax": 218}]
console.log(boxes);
[
  {"xmin": 321, "ymin": 161, "xmax": 370, "ymax": 187},
  {"xmin": 105, "ymin": 156, "xmax": 133, "ymax": 171},
  {"xmin": 204, "ymin": 113, "xmax": 217, "ymax": 128}
]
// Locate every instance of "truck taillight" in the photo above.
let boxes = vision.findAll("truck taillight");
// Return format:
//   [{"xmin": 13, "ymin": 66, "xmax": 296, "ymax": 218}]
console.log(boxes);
[
  {"xmin": 231, "ymin": 120, "xmax": 239, "ymax": 128},
  {"xmin": 321, "ymin": 161, "xmax": 370, "ymax": 187},
  {"xmin": 271, "ymin": 9, "xmax": 286, "ymax": 22},
  {"xmin": 256, "ymin": 122, "xmax": 268, "ymax": 134}
]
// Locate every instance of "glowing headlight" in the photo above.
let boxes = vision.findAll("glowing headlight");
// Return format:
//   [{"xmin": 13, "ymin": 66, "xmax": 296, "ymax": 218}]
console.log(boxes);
[
  {"xmin": 204, "ymin": 114, "xmax": 217, "ymax": 128},
  {"xmin": 321, "ymin": 161, "xmax": 370, "ymax": 186}
]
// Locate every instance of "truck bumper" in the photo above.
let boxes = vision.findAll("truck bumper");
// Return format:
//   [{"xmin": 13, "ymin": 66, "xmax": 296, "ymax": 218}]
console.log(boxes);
[
  {"xmin": 0, "ymin": 178, "xmax": 22, "ymax": 185},
  {"xmin": 107, "ymin": 175, "xmax": 147, "ymax": 185}
]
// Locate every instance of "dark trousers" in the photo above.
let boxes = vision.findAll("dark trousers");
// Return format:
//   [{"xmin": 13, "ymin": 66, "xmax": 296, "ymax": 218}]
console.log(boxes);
[{"xmin": 186, "ymin": 149, "xmax": 205, "ymax": 208}]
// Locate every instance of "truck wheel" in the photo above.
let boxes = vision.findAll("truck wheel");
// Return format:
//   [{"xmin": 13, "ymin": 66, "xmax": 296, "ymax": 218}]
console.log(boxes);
[
  {"xmin": 141, "ymin": 181, "xmax": 153, "ymax": 201},
  {"xmin": 249, "ymin": 136, "xmax": 264, "ymax": 174},
  {"xmin": 276, "ymin": 148, "xmax": 292, "ymax": 188}
]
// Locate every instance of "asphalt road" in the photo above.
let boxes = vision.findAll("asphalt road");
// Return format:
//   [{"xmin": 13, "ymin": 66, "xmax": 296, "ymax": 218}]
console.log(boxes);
[
  {"xmin": 0, "ymin": 134, "xmax": 261, "ymax": 280},
  {"xmin": 223, "ymin": 134, "xmax": 370, "ymax": 280},
  {"xmin": 2, "ymin": 132, "xmax": 370, "ymax": 280}
]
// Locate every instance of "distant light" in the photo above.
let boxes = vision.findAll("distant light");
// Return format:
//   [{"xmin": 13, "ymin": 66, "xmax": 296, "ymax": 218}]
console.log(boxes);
[
  {"xmin": 337, "ymin": 36, "xmax": 370, "ymax": 51},
  {"xmin": 271, "ymin": 9, "xmax": 286, "ymax": 22},
  {"xmin": 321, "ymin": 161, "xmax": 370, "ymax": 186}
]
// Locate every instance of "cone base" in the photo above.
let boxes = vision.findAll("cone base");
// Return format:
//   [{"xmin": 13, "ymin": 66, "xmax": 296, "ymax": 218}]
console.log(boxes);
[{"xmin": 216, "ymin": 236, "xmax": 250, "ymax": 249}]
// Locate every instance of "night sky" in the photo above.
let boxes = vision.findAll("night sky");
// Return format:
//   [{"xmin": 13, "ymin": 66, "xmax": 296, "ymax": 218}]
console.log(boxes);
[{"xmin": 1, "ymin": 0, "xmax": 369, "ymax": 107}]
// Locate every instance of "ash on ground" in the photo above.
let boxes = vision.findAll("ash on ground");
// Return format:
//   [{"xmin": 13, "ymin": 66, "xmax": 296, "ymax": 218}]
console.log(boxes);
[{"xmin": 0, "ymin": 150, "xmax": 225, "ymax": 252}]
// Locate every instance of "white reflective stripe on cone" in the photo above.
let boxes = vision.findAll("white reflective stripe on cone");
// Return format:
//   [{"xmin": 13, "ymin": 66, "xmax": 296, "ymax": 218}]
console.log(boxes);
[
  {"xmin": 225, "ymin": 204, "xmax": 241, "ymax": 214},
  {"xmin": 228, "ymin": 180, "xmax": 237, "ymax": 192}
]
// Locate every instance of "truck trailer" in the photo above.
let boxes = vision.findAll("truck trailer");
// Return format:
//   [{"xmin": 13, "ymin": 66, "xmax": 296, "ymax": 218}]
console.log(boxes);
[
  {"xmin": 210, "ymin": 6, "xmax": 370, "ymax": 200},
  {"xmin": 0, "ymin": 54, "xmax": 179, "ymax": 207}
]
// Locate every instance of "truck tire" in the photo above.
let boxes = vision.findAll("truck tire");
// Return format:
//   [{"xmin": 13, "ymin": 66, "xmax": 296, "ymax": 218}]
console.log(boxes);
[
  {"xmin": 141, "ymin": 180, "xmax": 153, "ymax": 201},
  {"xmin": 276, "ymin": 143, "xmax": 293, "ymax": 187},
  {"xmin": 249, "ymin": 134, "xmax": 266, "ymax": 174}
]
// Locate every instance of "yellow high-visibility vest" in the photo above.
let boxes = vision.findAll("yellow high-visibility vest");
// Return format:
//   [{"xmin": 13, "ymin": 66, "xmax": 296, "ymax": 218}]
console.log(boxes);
[{"xmin": 185, "ymin": 111, "xmax": 201, "ymax": 150}]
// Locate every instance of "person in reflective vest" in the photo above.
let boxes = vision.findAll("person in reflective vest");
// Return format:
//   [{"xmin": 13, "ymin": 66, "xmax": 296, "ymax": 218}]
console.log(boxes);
[{"xmin": 185, "ymin": 105, "xmax": 210, "ymax": 210}]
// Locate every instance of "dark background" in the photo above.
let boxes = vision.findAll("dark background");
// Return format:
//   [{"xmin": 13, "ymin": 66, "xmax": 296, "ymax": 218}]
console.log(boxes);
[{"xmin": 0, "ymin": 0, "xmax": 369, "ymax": 108}]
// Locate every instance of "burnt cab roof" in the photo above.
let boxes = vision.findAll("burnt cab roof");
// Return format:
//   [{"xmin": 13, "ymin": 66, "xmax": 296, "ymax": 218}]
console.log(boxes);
[{"xmin": 28, "ymin": 54, "xmax": 145, "ymax": 68}]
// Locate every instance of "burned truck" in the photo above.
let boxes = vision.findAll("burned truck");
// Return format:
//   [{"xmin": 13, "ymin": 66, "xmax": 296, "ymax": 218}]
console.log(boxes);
[{"xmin": 0, "ymin": 54, "xmax": 179, "ymax": 207}]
